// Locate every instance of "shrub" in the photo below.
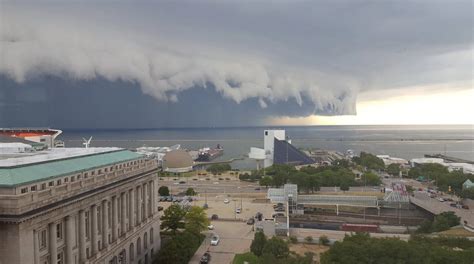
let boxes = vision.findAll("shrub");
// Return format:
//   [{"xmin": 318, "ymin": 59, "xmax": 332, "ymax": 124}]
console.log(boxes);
[
  {"xmin": 319, "ymin": 235, "xmax": 330, "ymax": 246},
  {"xmin": 305, "ymin": 236, "xmax": 314, "ymax": 243}
]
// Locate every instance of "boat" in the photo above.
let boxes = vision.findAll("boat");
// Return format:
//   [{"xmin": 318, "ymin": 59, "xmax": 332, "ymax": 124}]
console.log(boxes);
[{"xmin": 195, "ymin": 144, "xmax": 223, "ymax": 162}]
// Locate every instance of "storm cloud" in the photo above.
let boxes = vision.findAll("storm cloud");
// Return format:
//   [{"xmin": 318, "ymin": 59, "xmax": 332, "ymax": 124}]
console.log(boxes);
[{"xmin": 0, "ymin": 0, "xmax": 472, "ymax": 128}]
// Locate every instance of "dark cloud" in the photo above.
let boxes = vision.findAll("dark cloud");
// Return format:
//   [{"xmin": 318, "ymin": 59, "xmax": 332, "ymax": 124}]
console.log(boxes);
[{"xmin": 0, "ymin": 0, "xmax": 472, "ymax": 128}]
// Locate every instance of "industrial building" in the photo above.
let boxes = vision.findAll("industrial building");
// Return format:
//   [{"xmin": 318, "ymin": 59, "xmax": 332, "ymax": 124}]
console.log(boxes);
[
  {"xmin": 0, "ymin": 143, "xmax": 160, "ymax": 264},
  {"xmin": 249, "ymin": 130, "xmax": 314, "ymax": 168}
]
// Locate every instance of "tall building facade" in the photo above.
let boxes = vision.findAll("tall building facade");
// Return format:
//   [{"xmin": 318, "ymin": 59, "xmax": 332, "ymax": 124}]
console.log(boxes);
[{"xmin": 0, "ymin": 148, "xmax": 160, "ymax": 264}]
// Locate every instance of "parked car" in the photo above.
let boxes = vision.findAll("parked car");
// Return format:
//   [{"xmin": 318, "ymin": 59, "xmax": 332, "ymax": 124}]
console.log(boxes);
[
  {"xmin": 255, "ymin": 212, "xmax": 263, "ymax": 221},
  {"xmin": 437, "ymin": 198, "xmax": 445, "ymax": 202},
  {"xmin": 200, "ymin": 252, "xmax": 211, "ymax": 264},
  {"xmin": 224, "ymin": 199, "xmax": 230, "ymax": 204},
  {"xmin": 449, "ymin": 203, "xmax": 457, "ymax": 208},
  {"xmin": 211, "ymin": 214, "xmax": 219, "ymax": 220},
  {"xmin": 247, "ymin": 218, "xmax": 255, "ymax": 225},
  {"xmin": 273, "ymin": 203, "xmax": 284, "ymax": 209},
  {"xmin": 179, "ymin": 181, "xmax": 186, "ymax": 184},
  {"xmin": 157, "ymin": 206, "xmax": 164, "ymax": 211},
  {"xmin": 210, "ymin": 235, "xmax": 220, "ymax": 246},
  {"xmin": 236, "ymin": 208, "xmax": 241, "ymax": 214},
  {"xmin": 255, "ymin": 187, "xmax": 261, "ymax": 191},
  {"xmin": 274, "ymin": 207, "xmax": 285, "ymax": 212},
  {"xmin": 272, "ymin": 212, "xmax": 285, "ymax": 218},
  {"xmin": 462, "ymin": 205, "xmax": 470, "ymax": 210},
  {"xmin": 207, "ymin": 224, "xmax": 214, "ymax": 230}
]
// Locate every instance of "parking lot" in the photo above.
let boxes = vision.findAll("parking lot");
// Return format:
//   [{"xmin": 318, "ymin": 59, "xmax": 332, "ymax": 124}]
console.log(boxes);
[{"xmin": 189, "ymin": 221, "xmax": 255, "ymax": 264}]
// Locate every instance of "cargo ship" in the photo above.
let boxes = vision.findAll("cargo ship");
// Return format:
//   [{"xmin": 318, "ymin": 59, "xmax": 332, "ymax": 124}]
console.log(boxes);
[{"xmin": 195, "ymin": 144, "xmax": 224, "ymax": 162}]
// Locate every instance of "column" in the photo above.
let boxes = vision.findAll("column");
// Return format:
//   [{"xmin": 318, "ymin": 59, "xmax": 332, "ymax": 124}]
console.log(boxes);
[
  {"xmin": 136, "ymin": 186, "xmax": 142, "ymax": 226},
  {"xmin": 120, "ymin": 192, "xmax": 127, "ymax": 236},
  {"xmin": 91, "ymin": 205, "xmax": 98, "ymax": 255},
  {"xmin": 49, "ymin": 222, "xmax": 57, "ymax": 264},
  {"xmin": 101, "ymin": 200, "xmax": 109, "ymax": 249},
  {"xmin": 33, "ymin": 230, "xmax": 40, "ymax": 264},
  {"xmin": 112, "ymin": 196, "xmax": 118, "ymax": 241},
  {"xmin": 65, "ymin": 216, "xmax": 74, "ymax": 264},
  {"xmin": 150, "ymin": 180, "xmax": 156, "ymax": 216},
  {"xmin": 129, "ymin": 189, "xmax": 135, "ymax": 230},
  {"xmin": 78, "ymin": 210, "xmax": 86, "ymax": 262},
  {"xmin": 143, "ymin": 183, "xmax": 148, "ymax": 221}
]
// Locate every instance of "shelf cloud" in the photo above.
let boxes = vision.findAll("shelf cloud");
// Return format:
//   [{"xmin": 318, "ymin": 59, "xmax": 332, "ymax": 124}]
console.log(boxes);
[{"xmin": 0, "ymin": 1, "xmax": 472, "ymax": 128}]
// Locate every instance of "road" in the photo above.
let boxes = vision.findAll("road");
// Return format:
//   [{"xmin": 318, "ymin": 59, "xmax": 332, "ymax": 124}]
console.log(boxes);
[{"xmin": 290, "ymin": 228, "xmax": 411, "ymax": 242}]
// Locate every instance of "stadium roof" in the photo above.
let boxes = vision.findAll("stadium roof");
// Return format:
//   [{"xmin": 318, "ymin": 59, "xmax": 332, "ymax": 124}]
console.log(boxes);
[{"xmin": 0, "ymin": 149, "xmax": 144, "ymax": 187}]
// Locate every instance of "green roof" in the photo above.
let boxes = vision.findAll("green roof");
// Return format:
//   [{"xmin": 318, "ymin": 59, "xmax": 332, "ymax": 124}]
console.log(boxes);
[{"xmin": 0, "ymin": 150, "xmax": 144, "ymax": 187}]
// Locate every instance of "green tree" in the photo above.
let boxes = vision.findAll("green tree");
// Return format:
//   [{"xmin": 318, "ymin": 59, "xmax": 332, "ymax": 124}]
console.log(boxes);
[
  {"xmin": 184, "ymin": 206, "xmax": 210, "ymax": 235},
  {"xmin": 250, "ymin": 231, "xmax": 267, "ymax": 256},
  {"xmin": 158, "ymin": 186, "xmax": 170, "ymax": 196},
  {"xmin": 362, "ymin": 172, "xmax": 381, "ymax": 185},
  {"xmin": 185, "ymin": 187, "xmax": 197, "ymax": 196},
  {"xmin": 387, "ymin": 164, "xmax": 401, "ymax": 176},
  {"xmin": 259, "ymin": 176, "xmax": 273, "ymax": 188},
  {"xmin": 340, "ymin": 182, "xmax": 350, "ymax": 192},
  {"xmin": 416, "ymin": 220, "xmax": 433, "ymax": 234},
  {"xmin": 460, "ymin": 188, "xmax": 474, "ymax": 199},
  {"xmin": 319, "ymin": 235, "xmax": 330, "ymax": 246},
  {"xmin": 305, "ymin": 236, "xmax": 314, "ymax": 243},
  {"xmin": 160, "ymin": 204, "xmax": 186, "ymax": 234},
  {"xmin": 263, "ymin": 237, "xmax": 290, "ymax": 259}
]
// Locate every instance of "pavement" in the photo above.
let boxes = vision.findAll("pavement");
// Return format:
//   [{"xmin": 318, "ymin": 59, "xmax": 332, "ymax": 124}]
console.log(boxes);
[
  {"xmin": 290, "ymin": 228, "xmax": 411, "ymax": 242},
  {"xmin": 189, "ymin": 221, "xmax": 255, "ymax": 264}
]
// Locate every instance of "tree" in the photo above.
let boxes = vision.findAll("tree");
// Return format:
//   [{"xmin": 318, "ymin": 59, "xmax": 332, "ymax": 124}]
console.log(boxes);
[
  {"xmin": 250, "ymin": 231, "xmax": 267, "ymax": 256},
  {"xmin": 305, "ymin": 236, "xmax": 314, "ymax": 243},
  {"xmin": 160, "ymin": 204, "xmax": 186, "ymax": 234},
  {"xmin": 185, "ymin": 188, "xmax": 197, "ymax": 196},
  {"xmin": 460, "ymin": 188, "xmax": 474, "ymax": 199},
  {"xmin": 263, "ymin": 237, "xmax": 290, "ymax": 259},
  {"xmin": 340, "ymin": 182, "xmax": 350, "ymax": 192},
  {"xmin": 387, "ymin": 164, "xmax": 401, "ymax": 176},
  {"xmin": 184, "ymin": 206, "xmax": 210, "ymax": 235},
  {"xmin": 158, "ymin": 186, "xmax": 170, "ymax": 196},
  {"xmin": 319, "ymin": 235, "xmax": 330, "ymax": 246},
  {"xmin": 362, "ymin": 172, "xmax": 381, "ymax": 186},
  {"xmin": 416, "ymin": 220, "xmax": 433, "ymax": 234},
  {"xmin": 259, "ymin": 176, "xmax": 273, "ymax": 188}
]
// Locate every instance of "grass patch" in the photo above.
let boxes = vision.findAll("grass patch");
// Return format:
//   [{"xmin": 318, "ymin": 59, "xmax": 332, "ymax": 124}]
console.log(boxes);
[{"xmin": 233, "ymin": 252, "xmax": 260, "ymax": 264}]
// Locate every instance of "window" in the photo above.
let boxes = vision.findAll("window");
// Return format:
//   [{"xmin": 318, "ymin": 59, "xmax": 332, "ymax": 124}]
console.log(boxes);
[
  {"xmin": 91, "ymin": 171, "xmax": 95, "ymax": 176},
  {"xmin": 57, "ymin": 252, "xmax": 63, "ymax": 264},
  {"xmin": 98, "ymin": 169, "xmax": 102, "ymax": 174},
  {"xmin": 144, "ymin": 233, "xmax": 148, "ymax": 249},
  {"xmin": 129, "ymin": 243, "xmax": 135, "ymax": 261},
  {"xmin": 150, "ymin": 228, "xmax": 153, "ymax": 244},
  {"xmin": 77, "ymin": 174, "xmax": 81, "ymax": 179},
  {"xmin": 70, "ymin": 176, "xmax": 75, "ymax": 182},
  {"xmin": 64, "ymin": 177, "xmax": 68, "ymax": 183},
  {"xmin": 84, "ymin": 173, "xmax": 88, "ymax": 178},
  {"xmin": 31, "ymin": 185, "xmax": 37, "ymax": 191},
  {"xmin": 105, "ymin": 168, "xmax": 108, "ymax": 172},
  {"xmin": 21, "ymin": 187, "xmax": 28, "ymax": 194},
  {"xmin": 137, "ymin": 237, "xmax": 141, "ymax": 255},
  {"xmin": 56, "ymin": 223, "xmax": 63, "ymax": 240},
  {"xmin": 56, "ymin": 179, "xmax": 61, "ymax": 186},
  {"xmin": 85, "ymin": 212, "xmax": 90, "ymax": 239},
  {"xmin": 41, "ymin": 183, "xmax": 47, "ymax": 190},
  {"xmin": 39, "ymin": 229, "xmax": 47, "ymax": 249},
  {"xmin": 49, "ymin": 181, "xmax": 54, "ymax": 186},
  {"xmin": 265, "ymin": 131, "xmax": 268, "ymax": 136}
]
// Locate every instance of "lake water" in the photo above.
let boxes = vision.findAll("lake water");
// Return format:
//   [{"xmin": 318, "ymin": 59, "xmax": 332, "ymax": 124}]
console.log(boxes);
[{"xmin": 60, "ymin": 125, "xmax": 474, "ymax": 169}]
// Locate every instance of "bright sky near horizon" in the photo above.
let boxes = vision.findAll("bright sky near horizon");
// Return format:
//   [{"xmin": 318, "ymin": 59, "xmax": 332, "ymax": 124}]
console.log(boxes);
[{"xmin": 271, "ymin": 85, "xmax": 474, "ymax": 125}]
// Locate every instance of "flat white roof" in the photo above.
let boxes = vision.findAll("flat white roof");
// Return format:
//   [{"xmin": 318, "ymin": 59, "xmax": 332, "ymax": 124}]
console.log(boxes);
[{"xmin": 0, "ymin": 147, "xmax": 122, "ymax": 167}]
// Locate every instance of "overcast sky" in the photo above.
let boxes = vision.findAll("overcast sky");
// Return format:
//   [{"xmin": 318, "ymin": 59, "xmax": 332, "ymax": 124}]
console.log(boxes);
[{"xmin": 1, "ymin": 0, "xmax": 472, "ymax": 128}]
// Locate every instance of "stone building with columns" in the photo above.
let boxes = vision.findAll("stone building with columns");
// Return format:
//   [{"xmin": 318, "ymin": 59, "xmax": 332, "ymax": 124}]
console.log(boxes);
[{"xmin": 0, "ymin": 147, "xmax": 161, "ymax": 264}]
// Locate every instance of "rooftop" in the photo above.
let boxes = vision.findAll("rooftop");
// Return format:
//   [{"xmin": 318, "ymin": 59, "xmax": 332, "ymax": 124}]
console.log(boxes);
[{"xmin": 0, "ymin": 148, "xmax": 144, "ymax": 187}]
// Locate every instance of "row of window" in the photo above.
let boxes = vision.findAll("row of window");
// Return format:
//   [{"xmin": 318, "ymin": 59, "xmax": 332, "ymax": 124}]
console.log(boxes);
[
  {"xmin": 20, "ymin": 159, "xmax": 146, "ymax": 194},
  {"xmin": 39, "ymin": 225, "xmax": 154, "ymax": 264}
]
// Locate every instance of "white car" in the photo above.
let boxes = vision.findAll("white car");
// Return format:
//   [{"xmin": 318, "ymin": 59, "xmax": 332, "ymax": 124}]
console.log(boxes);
[
  {"xmin": 236, "ymin": 208, "xmax": 241, "ymax": 214},
  {"xmin": 210, "ymin": 235, "xmax": 220, "ymax": 246},
  {"xmin": 224, "ymin": 199, "xmax": 230, "ymax": 204},
  {"xmin": 207, "ymin": 224, "xmax": 214, "ymax": 230},
  {"xmin": 213, "ymin": 182, "xmax": 219, "ymax": 185}
]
